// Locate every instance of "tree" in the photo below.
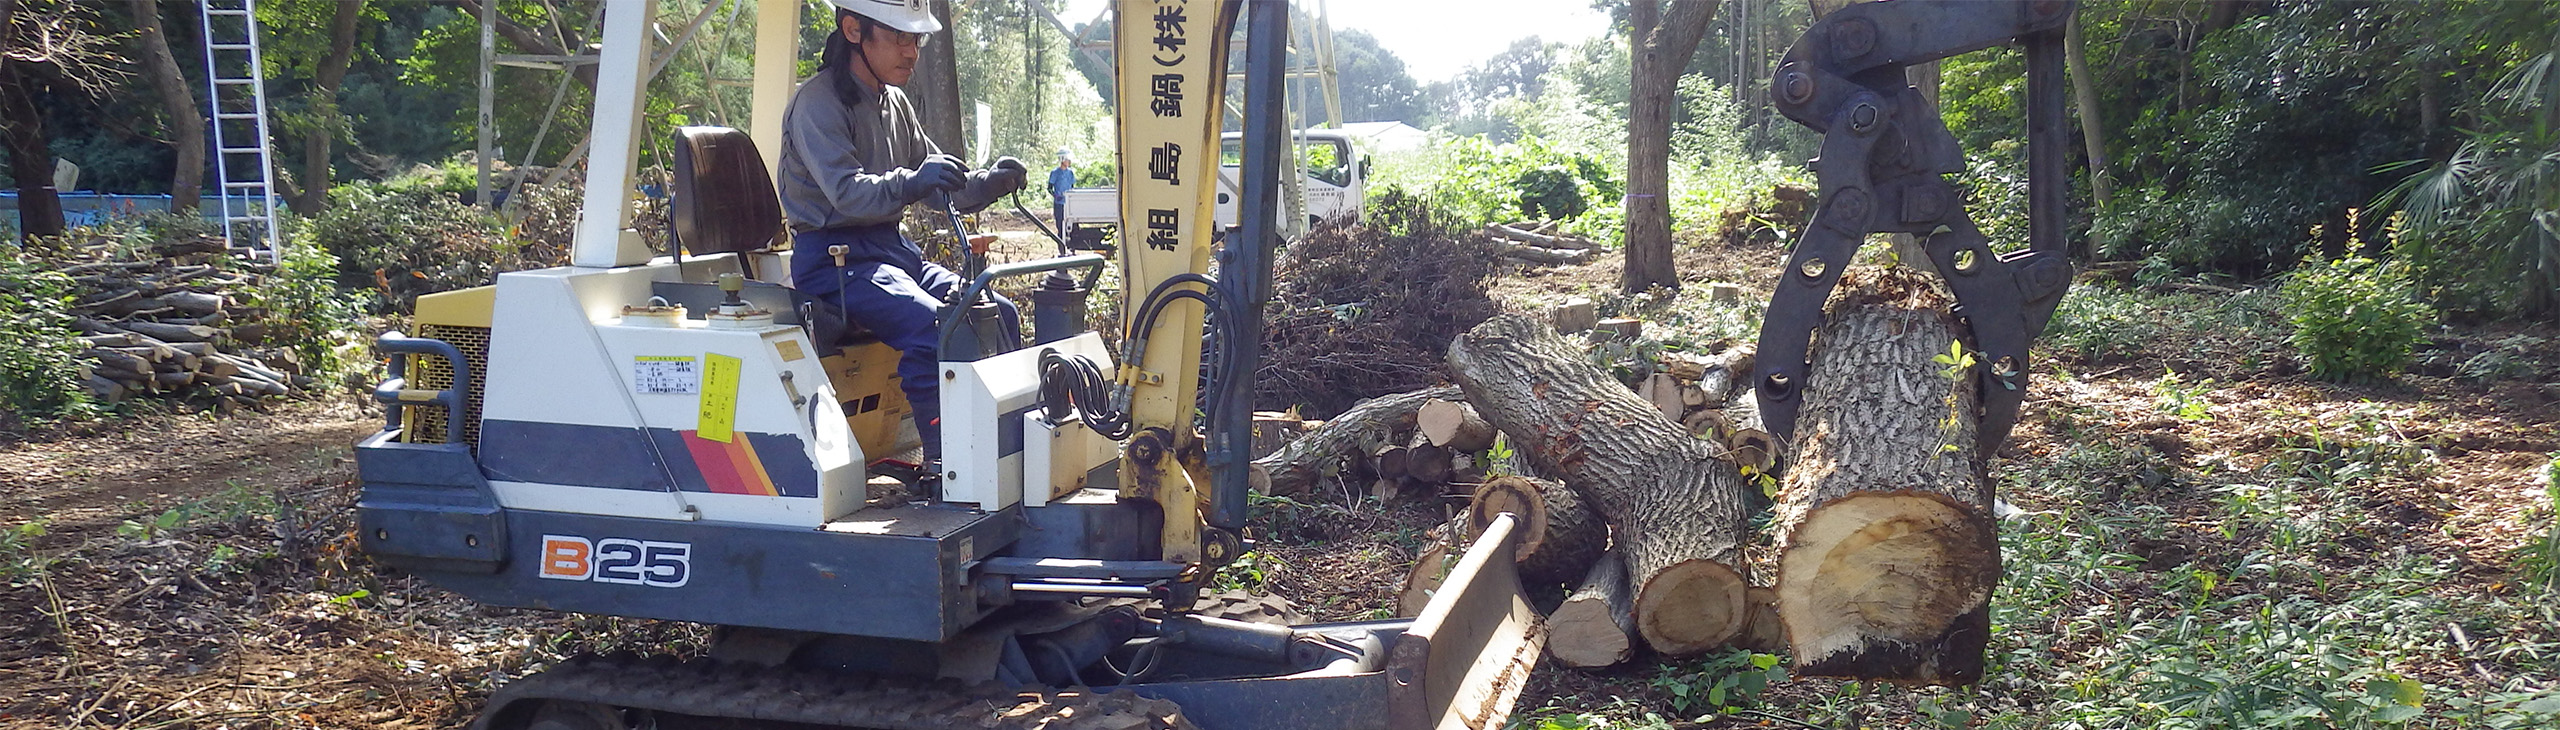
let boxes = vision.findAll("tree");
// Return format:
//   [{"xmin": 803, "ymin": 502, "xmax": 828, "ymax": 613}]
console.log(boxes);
[
  {"xmin": 1620, "ymin": 0, "xmax": 1717, "ymax": 293},
  {"xmin": 913, "ymin": 0, "xmax": 965, "ymax": 156},
  {"xmin": 270, "ymin": 0, "xmax": 365, "ymax": 213},
  {"xmin": 126, "ymin": 0, "xmax": 203, "ymax": 212},
  {"xmin": 0, "ymin": 0, "xmax": 127, "ymax": 241}
]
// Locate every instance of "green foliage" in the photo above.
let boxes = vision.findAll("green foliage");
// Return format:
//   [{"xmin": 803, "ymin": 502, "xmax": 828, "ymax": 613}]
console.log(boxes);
[
  {"xmin": 237, "ymin": 236, "xmax": 370, "ymax": 387},
  {"xmin": 2280, "ymin": 257, "xmax": 2433, "ymax": 382},
  {"xmin": 0, "ymin": 248, "xmax": 104, "ymax": 429},
  {"xmin": 2520, "ymin": 453, "xmax": 2560, "ymax": 595},
  {"xmin": 1649, "ymin": 650, "xmax": 1786, "ymax": 717},
  {"xmin": 0, "ymin": 519, "xmax": 49, "ymax": 584},
  {"xmin": 299, "ymin": 163, "xmax": 532, "ymax": 314},
  {"xmin": 2152, "ymin": 370, "xmax": 2217, "ymax": 422},
  {"xmin": 1374, "ymin": 134, "xmax": 1620, "ymax": 236}
]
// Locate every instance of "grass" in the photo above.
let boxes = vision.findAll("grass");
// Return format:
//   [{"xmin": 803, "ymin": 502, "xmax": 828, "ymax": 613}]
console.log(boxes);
[{"xmin": 2044, "ymin": 283, "xmax": 2291, "ymax": 376}]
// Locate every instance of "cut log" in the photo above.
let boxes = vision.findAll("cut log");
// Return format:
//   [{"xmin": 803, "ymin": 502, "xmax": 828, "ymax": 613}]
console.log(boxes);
[
  {"xmin": 1249, "ymin": 385, "xmax": 1458, "ymax": 497},
  {"xmin": 1546, "ymin": 551, "xmax": 1637, "ymax": 668},
  {"xmin": 1486, "ymin": 223, "xmax": 1598, "ymax": 251},
  {"xmin": 1371, "ymin": 442, "xmax": 1412, "ymax": 482},
  {"xmin": 1681, "ymin": 384, "xmax": 1708, "ymax": 408},
  {"xmin": 121, "ymin": 320, "xmax": 218, "ymax": 343},
  {"xmin": 1495, "ymin": 240, "xmax": 1598, "ymax": 265},
  {"xmin": 1773, "ymin": 267, "xmax": 1999, "ymax": 685},
  {"xmin": 1416, "ymin": 399, "xmax": 1496, "ymax": 451},
  {"xmin": 160, "ymin": 290, "xmax": 224, "ymax": 316},
  {"xmin": 1708, "ymin": 282, "xmax": 1744, "ymax": 304},
  {"xmin": 1735, "ymin": 586, "xmax": 1786, "ymax": 654},
  {"xmin": 1448, "ymin": 313, "xmax": 1753, "ymax": 656},
  {"xmin": 1645, "ymin": 373, "xmax": 1685, "ymax": 420},
  {"xmin": 1396, "ymin": 512, "xmax": 1473, "ymax": 617},
  {"xmin": 1250, "ymin": 411, "xmax": 1304, "ymax": 460},
  {"xmin": 1405, "ymin": 437, "xmax": 1452, "ymax": 484},
  {"xmin": 1468, "ymin": 475, "xmax": 1606, "ymax": 589},
  {"xmin": 1549, "ymin": 297, "xmax": 1597, "ymax": 334}
]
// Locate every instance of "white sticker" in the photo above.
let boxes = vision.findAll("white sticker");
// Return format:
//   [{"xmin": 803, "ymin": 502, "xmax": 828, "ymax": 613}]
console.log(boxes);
[{"xmin": 633, "ymin": 356, "xmax": 700, "ymax": 394}]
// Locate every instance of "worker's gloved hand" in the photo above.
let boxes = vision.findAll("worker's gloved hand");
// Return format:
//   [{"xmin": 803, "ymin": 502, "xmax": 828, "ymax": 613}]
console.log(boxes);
[
  {"xmin": 899, "ymin": 154, "xmax": 969, "ymax": 205},
  {"xmin": 951, "ymin": 156, "xmax": 1029, "ymax": 214}
]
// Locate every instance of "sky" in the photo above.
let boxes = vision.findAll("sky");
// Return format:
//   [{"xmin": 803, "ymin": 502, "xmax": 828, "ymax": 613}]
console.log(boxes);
[{"xmin": 1052, "ymin": 0, "xmax": 1616, "ymax": 84}]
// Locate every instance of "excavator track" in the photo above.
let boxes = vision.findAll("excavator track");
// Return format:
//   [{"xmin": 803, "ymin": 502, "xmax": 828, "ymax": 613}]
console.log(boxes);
[{"xmin": 474, "ymin": 653, "xmax": 1197, "ymax": 730}]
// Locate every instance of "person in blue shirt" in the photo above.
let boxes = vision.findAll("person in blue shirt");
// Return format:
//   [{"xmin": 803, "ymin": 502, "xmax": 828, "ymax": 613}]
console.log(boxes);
[
  {"xmin": 1048, "ymin": 150, "xmax": 1076, "ymax": 231},
  {"xmin": 778, "ymin": 0, "xmax": 1027, "ymax": 467}
]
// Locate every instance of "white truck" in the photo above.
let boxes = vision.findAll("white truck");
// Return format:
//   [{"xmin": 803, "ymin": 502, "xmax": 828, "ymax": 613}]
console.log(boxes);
[{"xmin": 1059, "ymin": 129, "xmax": 1367, "ymax": 247}]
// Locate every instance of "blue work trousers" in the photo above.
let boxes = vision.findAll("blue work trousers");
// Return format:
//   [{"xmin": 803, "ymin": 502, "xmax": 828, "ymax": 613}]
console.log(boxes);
[{"xmin": 794, "ymin": 225, "xmax": 1019, "ymax": 461}]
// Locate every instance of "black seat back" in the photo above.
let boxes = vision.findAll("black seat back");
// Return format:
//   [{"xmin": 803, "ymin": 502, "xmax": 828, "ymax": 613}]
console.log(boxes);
[{"xmin": 668, "ymin": 126, "xmax": 783, "ymax": 255}]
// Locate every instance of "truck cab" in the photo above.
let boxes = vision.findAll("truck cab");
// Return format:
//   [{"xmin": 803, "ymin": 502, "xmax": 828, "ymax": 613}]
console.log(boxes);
[{"xmin": 1061, "ymin": 129, "xmax": 1367, "ymax": 245}]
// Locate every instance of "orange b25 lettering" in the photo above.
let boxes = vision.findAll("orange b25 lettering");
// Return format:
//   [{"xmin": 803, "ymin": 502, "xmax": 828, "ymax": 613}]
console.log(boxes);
[{"xmin": 538, "ymin": 535, "xmax": 593, "ymax": 580}]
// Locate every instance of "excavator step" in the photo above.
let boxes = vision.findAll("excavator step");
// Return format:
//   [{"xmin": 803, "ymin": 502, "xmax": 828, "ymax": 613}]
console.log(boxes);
[{"xmin": 472, "ymin": 653, "xmax": 1196, "ymax": 730}]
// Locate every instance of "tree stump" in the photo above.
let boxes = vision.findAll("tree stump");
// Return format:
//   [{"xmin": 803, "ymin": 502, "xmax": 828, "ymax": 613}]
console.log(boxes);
[
  {"xmin": 1773, "ymin": 267, "xmax": 1999, "ymax": 685},
  {"xmin": 1448, "ymin": 313, "xmax": 1753, "ymax": 656}
]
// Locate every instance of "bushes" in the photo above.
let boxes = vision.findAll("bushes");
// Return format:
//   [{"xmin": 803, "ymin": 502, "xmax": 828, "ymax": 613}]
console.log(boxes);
[
  {"xmin": 2281, "ymin": 256, "xmax": 2432, "ymax": 382},
  {"xmin": 234, "ymin": 241, "xmax": 371, "ymax": 388},
  {"xmin": 0, "ymin": 248, "xmax": 101, "ymax": 430},
  {"xmin": 1258, "ymin": 189, "xmax": 1502, "ymax": 415},
  {"xmin": 304, "ymin": 163, "xmax": 566, "ymax": 314}
]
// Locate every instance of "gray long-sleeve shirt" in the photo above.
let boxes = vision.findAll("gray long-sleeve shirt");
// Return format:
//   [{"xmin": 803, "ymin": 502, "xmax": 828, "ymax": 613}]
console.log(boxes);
[{"xmin": 777, "ymin": 67, "xmax": 1009, "ymax": 232}]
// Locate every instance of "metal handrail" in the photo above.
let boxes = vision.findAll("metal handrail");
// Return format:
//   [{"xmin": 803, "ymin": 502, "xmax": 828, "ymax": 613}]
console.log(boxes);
[
  {"xmin": 934, "ymin": 253, "xmax": 1108, "ymax": 354},
  {"xmin": 374, "ymin": 332, "xmax": 475, "ymax": 445}
]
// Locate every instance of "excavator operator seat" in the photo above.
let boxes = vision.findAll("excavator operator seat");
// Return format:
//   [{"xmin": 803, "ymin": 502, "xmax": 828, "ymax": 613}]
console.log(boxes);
[{"xmin": 668, "ymin": 126, "xmax": 785, "ymax": 257}]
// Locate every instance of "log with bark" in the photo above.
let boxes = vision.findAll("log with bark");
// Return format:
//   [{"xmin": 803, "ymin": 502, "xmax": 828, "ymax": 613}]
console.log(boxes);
[
  {"xmin": 1416, "ymin": 399, "xmax": 1496, "ymax": 451},
  {"xmin": 1494, "ymin": 239, "xmax": 1599, "ymax": 265},
  {"xmin": 1467, "ymin": 475, "xmax": 1606, "ymax": 589},
  {"xmin": 1396, "ymin": 511, "xmax": 1475, "ymax": 617},
  {"xmin": 1546, "ymin": 551, "xmax": 1637, "ymax": 668},
  {"xmin": 1448, "ymin": 313, "xmax": 1754, "ymax": 656},
  {"xmin": 1486, "ymin": 223, "xmax": 1598, "ymax": 250},
  {"xmin": 1249, "ymin": 386, "xmax": 1459, "ymax": 496},
  {"xmin": 1772, "ymin": 267, "xmax": 1999, "ymax": 685}
]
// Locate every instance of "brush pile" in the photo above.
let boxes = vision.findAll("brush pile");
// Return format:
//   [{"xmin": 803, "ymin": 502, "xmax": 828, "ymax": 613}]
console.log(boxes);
[
  {"xmin": 42, "ymin": 235, "xmax": 328, "ymax": 410},
  {"xmin": 1257, "ymin": 189, "xmax": 1503, "ymax": 416}
]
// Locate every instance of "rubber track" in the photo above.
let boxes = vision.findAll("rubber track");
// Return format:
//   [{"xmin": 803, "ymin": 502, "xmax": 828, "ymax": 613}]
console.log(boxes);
[{"xmin": 473, "ymin": 653, "xmax": 1198, "ymax": 730}]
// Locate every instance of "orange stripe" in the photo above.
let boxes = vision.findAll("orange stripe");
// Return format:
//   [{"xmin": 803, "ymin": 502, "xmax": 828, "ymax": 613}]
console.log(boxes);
[
  {"xmin": 681, "ymin": 430, "xmax": 754, "ymax": 495},
  {"xmin": 723, "ymin": 436, "xmax": 779, "ymax": 497}
]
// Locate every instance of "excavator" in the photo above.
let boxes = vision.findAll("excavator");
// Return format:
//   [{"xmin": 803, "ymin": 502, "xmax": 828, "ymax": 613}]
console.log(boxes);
[{"xmin": 352, "ymin": 0, "xmax": 2073, "ymax": 728}]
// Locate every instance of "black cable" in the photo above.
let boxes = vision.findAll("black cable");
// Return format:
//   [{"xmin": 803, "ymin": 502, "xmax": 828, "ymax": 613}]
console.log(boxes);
[{"xmin": 1039, "ymin": 348, "xmax": 1131, "ymax": 440}]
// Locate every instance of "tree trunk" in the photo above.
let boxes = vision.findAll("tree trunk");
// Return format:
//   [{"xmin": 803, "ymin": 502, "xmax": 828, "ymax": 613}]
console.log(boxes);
[
  {"xmin": 286, "ymin": 0, "xmax": 364, "ymax": 213},
  {"xmin": 1468, "ymin": 475, "xmax": 1606, "ymax": 589},
  {"xmin": 2063, "ymin": 15, "xmax": 2111, "ymax": 209},
  {"xmin": 1248, "ymin": 385, "xmax": 1458, "ymax": 496},
  {"xmin": 1547, "ymin": 551, "xmax": 1637, "ymax": 668},
  {"xmin": 1620, "ymin": 0, "xmax": 1719, "ymax": 293},
  {"xmin": 0, "ymin": 0, "xmax": 61, "ymax": 240},
  {"xmin": 1773, "ymin": 267, "xmax": 1998, "ymax": 685},
  {"xmin": 130, "ymin": 0, "xmax": 204, "ymax": 212},
  {"xmin": 913, "ymin": 0, "xmax": 966, "ymax": 158},
  {"xmin": 1447, "ymin": 313, "xmax": 1751, "ymax": 656}
]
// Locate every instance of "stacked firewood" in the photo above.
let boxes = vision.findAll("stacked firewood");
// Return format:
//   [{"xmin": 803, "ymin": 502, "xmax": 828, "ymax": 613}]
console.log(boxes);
[
  {"xmin": 1485, "ymin": 221, "xmax": 1598, "ymax": 265},
  {"xmin": 52, "ymin": 237, "xmax": 315, "ymax": 409}
]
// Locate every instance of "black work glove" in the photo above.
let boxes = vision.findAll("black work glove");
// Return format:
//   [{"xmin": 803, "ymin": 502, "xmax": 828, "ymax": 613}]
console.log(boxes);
[
  {"xmin": 977, "ymin": 156, "xmax": 1029, "ymax": 197},
  {"xmin": 899, "ymin": 153, "xmax": 968, "ymax": 205},
  {"xmin": 952, "ymin": 156, "xmax": 1030, "ymax": 214}
]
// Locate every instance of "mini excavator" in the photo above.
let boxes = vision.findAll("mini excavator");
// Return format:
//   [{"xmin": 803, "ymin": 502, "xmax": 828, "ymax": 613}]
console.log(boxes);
[
  {"xmin": 355, "ymin": 2, "xmax": 1540, "ymax": 729},
  {"xmin": 355, "ymin": 0, "xmax": 2079, "ymax": 727}
]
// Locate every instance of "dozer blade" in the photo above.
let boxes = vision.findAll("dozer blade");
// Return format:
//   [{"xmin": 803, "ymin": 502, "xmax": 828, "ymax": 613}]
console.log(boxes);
[{"xmin": 1386, "ymin": 513, "xmax": 1544, "ymax": 730}]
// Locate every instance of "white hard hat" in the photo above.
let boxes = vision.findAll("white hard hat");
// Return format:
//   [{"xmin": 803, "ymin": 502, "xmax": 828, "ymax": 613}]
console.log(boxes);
[
  {"xmin": 1057, "ymin": 149, "xmax": 1073, "ymax": 161},
  {"xmin": 827, "ymin": 0, "xmax": 941, "ymax": 35}
]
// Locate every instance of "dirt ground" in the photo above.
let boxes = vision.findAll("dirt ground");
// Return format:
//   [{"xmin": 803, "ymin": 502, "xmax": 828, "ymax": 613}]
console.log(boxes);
[{"xmin": 3, "ymin": 228, "xmax": 2556, "ymax": 728}]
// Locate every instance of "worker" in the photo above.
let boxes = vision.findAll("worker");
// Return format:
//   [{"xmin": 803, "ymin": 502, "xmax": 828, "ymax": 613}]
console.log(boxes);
[
  {"xmin": 1048, "ymin": 149, "xmax": 1076, "ymax": 230},
  {"xmin": 780, "ymin": 0, "xmax": 1029, "ymax": 467}
]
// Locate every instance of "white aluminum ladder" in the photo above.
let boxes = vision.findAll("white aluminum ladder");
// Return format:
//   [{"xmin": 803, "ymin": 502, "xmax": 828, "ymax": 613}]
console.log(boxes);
[{"xmin": 197, "ymin": 0, "xmax": 281, "ymax": 260}]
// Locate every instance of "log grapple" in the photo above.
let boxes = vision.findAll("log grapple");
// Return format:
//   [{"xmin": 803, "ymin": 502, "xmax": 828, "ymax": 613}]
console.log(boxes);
[{"xmin": 1753, "ymin": 0, "xmax": 2080, "ymax": 456}]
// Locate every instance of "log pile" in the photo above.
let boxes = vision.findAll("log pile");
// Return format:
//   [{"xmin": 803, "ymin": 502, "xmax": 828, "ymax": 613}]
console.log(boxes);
[
  {"xmin": 45, "ymin": 236, "xmax": 318, "ymax": 410},
  {"xmin": 1486, "ymin": 221, "xmax": 1598, "ymax": 265},
  {"xmin": 1448, "ymin": 314, "xmax": 1760, "ymax": 659}
]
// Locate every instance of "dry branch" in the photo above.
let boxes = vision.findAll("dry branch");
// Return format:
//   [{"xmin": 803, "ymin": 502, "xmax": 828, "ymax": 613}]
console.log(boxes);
[{"xmin": 1249, "ymin": 386, "xmax": 1459, "ymax": 497}]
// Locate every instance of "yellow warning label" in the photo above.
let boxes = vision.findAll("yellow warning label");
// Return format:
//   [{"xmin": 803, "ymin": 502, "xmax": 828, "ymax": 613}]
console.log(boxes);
[{"xmin": 698, "ymin": 353, "xmax": 743, "ymax": 443}]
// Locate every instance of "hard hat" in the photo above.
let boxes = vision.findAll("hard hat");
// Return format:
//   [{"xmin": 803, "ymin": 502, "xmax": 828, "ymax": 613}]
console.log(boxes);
[
  {"xmin": 826, "ymin": 0, "xmax": 941, "ymax": 35},
  {"xmin": 1057, "ymin": 149, "xmax": 1073, "ymax": 162}
]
